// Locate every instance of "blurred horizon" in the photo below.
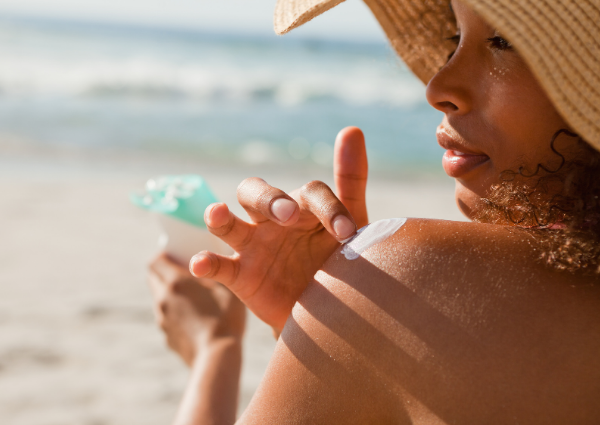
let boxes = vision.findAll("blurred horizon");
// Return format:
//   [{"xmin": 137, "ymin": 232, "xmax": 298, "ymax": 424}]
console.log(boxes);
[
  {"xmin": 0, "ymin": 1, "xmax": 446, "ymax": 178},
  {"xmin": 0, "ymin": 12, "xmax": 441, "ymax": 173}
]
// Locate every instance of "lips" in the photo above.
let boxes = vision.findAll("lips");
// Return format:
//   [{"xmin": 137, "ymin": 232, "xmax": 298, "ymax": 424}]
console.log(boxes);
[{"xmin": 437, "ymin": 127, "xmax": 490, "ymax": 178}]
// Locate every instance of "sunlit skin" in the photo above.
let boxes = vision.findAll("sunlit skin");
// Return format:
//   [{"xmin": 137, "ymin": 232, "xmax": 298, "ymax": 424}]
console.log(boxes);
[
  {"xmin": 147, "ymin": 1, "xmax": 600, "ymax": 424},
  {"xmin": 429, "ymin": 1, "xmax": 578, "ymax": 219}
]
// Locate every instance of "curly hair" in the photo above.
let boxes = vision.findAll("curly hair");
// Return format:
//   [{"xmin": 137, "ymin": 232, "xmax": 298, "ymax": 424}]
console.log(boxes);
[{"xmin": 475, "ymin": 130, "xmax": 600, "ymax": 274}]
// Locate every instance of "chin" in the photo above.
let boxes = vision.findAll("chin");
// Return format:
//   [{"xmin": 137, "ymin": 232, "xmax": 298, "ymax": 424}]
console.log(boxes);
[{"xmin": 454, "ymin": 181, "xmax": 488, "ymax": 221}]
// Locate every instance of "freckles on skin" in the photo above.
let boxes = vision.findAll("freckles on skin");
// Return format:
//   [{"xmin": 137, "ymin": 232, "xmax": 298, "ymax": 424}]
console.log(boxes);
[
  {"xmin": 490, "ymin": 67, "xmax": 509, "ymax": 78},
  {"xmin": 482, "ymin": 62, "xmax": 567, "ymax": 167}
]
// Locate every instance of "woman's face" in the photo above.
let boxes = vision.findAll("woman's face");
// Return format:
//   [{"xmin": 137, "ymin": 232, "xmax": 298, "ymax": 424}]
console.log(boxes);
[{"xmin": 426, "ymin": 0, "xmax": 577, "ymax": 220}]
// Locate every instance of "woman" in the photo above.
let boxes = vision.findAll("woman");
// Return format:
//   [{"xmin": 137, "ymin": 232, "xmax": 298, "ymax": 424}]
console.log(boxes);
[{"xmin": 148, "ymin": 0, "xmax": 600, "ymax": 423}]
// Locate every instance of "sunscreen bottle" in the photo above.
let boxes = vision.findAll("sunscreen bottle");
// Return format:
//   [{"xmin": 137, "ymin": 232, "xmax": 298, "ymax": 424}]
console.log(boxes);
[{"xmin": 131, "ymin": 175, "xmax": 224, "ymax": 265}]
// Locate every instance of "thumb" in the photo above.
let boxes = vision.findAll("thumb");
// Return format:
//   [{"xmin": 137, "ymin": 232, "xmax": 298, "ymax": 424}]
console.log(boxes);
[{"xmin": 334, "ymin": 127, "xmax": 368, "ymax": 228}]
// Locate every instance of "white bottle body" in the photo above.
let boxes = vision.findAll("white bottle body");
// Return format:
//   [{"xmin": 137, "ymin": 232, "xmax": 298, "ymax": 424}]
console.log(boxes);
[{"xmin": 157, "ymin": 214, "xmax": 226, "ymax": 266}]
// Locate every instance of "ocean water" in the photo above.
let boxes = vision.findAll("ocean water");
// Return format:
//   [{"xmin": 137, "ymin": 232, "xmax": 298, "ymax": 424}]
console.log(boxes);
[{"xmin": 0, "ymin": 15, "xmax": 445, "ymax": 175}]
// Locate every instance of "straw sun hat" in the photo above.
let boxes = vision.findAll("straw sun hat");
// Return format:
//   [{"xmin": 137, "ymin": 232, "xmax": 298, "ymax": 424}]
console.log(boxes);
[{"xmin": 274, "ymin": 0, "xmax": 600, "ymax": 151}]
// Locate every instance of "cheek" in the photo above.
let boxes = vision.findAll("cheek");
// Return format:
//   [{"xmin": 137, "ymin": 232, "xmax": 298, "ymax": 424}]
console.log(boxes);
[
  {"xmin": 482, "ymin": 66, "xmax": 566, "ymax": 168},
  {"xmin": 486, "ymin": 76, "xmax": 536, "ymax": 140}
]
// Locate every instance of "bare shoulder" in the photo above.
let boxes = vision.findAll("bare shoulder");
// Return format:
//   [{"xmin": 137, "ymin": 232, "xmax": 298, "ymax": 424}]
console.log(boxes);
[
  {"xmin": 241, "ymin": 219, "xmax": 600, "ymax": 424},
  {"xmin": 306, "ymin": 218, "xmax": 600, "ymax": 424}
]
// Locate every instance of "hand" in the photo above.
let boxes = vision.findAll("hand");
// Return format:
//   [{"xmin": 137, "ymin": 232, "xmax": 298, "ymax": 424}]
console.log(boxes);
[
  {"xmin": 190, "ymin": 127, "xmax": 369, "ymax": 333},
  {"xmin": 148, "ymin": 254, "xmax": 246, "ymax": 366}
]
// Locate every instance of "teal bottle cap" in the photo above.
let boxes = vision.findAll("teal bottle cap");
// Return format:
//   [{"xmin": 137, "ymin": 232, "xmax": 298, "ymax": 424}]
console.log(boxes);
[{"xmin": 130, "ymin": 175, "xmax": 218, "ymax": 228}]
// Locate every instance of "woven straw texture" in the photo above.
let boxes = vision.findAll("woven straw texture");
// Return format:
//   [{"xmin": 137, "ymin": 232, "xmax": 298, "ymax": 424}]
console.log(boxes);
[{"xmin": 274, "ymin": 0, "xmax": 600, "ymax": 151}]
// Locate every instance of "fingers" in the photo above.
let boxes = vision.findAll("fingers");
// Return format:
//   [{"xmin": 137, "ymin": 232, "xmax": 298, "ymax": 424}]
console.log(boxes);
[
  {"xmin": 230, "ymin": 151, "xmax": 362, "ymax": 243},
  {"xmin": 293, "ymin": 180, "xmax": 357, "ymax": 242},
  {"xmin": 147, "ymin": 254, "xmax": 186, "ymax": 311},
  {"xmin": 204, "ymin": 202, "xmax": 257, "ymax": 252},
  {"xmin": 235, "ymin": 175, "xmax": 357, "ymax": 242},
  {"xmin": 334, "ymin": 127, "xmax": 369, "ymax": 228},
  {"xmin": 236, "ymin": 177, "xmax": 300, "ymax": 226},
  {"xmin": 189, "ymin": 251, "xmax": 242, "ymax": 294}
]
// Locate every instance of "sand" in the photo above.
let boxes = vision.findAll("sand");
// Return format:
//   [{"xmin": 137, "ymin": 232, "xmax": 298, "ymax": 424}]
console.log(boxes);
[{"xmin": 0, "ymin": 143, "xmax": 465, "ymax": 425}]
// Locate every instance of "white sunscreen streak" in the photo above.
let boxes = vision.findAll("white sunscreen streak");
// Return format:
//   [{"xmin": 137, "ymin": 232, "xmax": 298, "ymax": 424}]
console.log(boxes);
[{"xmin": 341, "ymin": 218, "xmax": 407, "ymax": 260}]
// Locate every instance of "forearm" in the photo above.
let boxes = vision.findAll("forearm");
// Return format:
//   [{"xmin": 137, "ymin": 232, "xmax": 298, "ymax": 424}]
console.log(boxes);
[{"xmin": 173, "ymin": 336, "xmax": 243, "ymax": 425}]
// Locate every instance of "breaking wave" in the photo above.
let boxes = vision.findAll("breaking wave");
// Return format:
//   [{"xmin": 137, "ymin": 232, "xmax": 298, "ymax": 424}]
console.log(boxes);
[
  {"xmin": 0, "ymin": 18, "xmax": 426, "ymax": 107},
  {"xmin": 0, "ymin": 55, "xmax": 425, "ymax": 107}
]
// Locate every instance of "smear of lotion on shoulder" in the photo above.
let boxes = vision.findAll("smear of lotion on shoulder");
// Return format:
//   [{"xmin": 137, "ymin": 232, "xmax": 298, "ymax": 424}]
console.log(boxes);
[{"xmin": 341, "ymin": 218, "xmax": 407, "ymax": 260}]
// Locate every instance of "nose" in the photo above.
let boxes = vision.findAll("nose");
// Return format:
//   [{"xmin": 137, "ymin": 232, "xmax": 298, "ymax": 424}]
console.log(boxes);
[{"xmin": 425, "ymin": 55, "xmax": 473, "ymax": 116}]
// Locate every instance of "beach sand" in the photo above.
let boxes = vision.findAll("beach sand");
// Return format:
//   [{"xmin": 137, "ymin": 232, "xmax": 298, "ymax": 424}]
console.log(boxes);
[{"xmin": 0, "ymin": 143, "xmax": 465, "ymax": 424}]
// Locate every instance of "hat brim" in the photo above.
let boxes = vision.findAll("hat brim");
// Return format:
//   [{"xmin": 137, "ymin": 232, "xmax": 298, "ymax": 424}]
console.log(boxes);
[
  {"xmin": 274, "ymin": 0, "xmax": 347, "ymax": 35},
  {"xmin": 273, "ymin": 0, "xmax": 600, "ymax": 151},
  {"xmin": 274, "ymin": 0, "xmax": 456, "ymax": 83}
]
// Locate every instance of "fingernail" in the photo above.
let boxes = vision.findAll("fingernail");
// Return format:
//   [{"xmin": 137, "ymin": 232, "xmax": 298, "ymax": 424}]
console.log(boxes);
[
  {"xmin": 207, "ymin": 203, "xmax": 218, "ymax": 215},
  {"xmin": 332, "ymin": 215, "xmax": 355, "ymax": 240},
  {"xmin": 271, "ymin": 198, "xmax": 296, "ymax": 223},
  {"xmin": 205, "ymin": 203, "xmax": 225, "ymax": 228},
  {"xmin": 189, "ymin": 254, "xmax": 209, "ymax": 277}
]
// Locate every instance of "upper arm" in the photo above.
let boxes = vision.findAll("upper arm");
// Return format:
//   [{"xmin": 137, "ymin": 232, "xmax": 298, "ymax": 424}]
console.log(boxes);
[
  {"xmin": 237, "ymin": 254, "xmax": 414, "ymax": 424},
  {"xmin": 237, "ymin": 219, "xmax": 457, "ymax": 424},
  {"xmin": 238, "ymin": 289, "xmax": 412, "ymax": 424}
]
